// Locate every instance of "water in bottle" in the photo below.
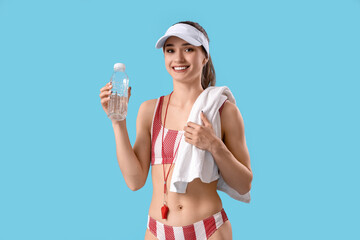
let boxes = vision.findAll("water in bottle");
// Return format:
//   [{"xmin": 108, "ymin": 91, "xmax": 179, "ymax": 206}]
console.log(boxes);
[{"xmin": 107, "ymin": 63, "xmax": 129, "ymax": 121}]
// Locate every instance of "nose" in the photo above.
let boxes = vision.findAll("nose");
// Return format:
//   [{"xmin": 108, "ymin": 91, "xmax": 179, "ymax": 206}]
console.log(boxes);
[{"xmin": 173, "ymin": 50, "xmax": 185, "ymax": 63}]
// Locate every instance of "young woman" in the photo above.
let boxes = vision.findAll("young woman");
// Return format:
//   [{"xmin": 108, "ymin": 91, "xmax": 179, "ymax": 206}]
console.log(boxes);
[{"xmin": 99, "ymin": 21, "xmax": 252, "ymax": 240}]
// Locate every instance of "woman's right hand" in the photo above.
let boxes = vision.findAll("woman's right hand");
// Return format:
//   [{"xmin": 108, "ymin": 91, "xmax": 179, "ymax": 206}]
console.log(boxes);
[{"xmin": 99, "ymin": 81, "xmax": 131, "ymax": 116}]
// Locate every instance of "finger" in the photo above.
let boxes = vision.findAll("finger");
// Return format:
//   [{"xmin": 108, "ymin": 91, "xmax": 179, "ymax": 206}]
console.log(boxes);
[
  {"xmin": 200, "ymin": 112, "xmax": 205, "ymax": 125},
  {"xmin": 100, "ymin": 85, "xmax": 108, "ymax": 92},
  {"xmin": 183, "ymin": 125, "xmax": 193, "ymax": 133},
  {"xmin": 100, "ymin": 84, "xmax": 113, "ymax": 93},
  {"xmin": 101, "ymin": 96, "xmax": 110, "ymax": 104},
  {"xmin": 99, "ymin": 89, "xmax": 112, "ymax": 98},
  {"xmin": 201, "ymin": 111, "xmax": 213, "ymax": 128},
  {"xmin": 184, "ymin": 131, "xmax": 193, "ymax": 139},
  {"xmin": 100, "ymin": 86, "xmax": 112, "ymax": 94},
  {"xmin": 184, "ymin": 137, "xmax": 194, "ymax": 145},
  {"xmin": 200, "ymin": 111, "xmax": 210, "ymax": 125},
  {"xmin": 186, "ymin": 121, "xmax": 199, "ymax": 129}
]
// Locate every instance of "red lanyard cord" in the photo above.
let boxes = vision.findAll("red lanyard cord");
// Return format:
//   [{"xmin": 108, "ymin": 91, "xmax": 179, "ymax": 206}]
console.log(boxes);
[{"xmin": 161, "ymin": 91, "xmax": 182, "ymax": 194}]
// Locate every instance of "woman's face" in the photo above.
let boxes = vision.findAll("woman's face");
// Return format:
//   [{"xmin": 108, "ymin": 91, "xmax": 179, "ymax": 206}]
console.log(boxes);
[{"xmin": 163, "ymin": 36, "xmax": 208, "ymax": 83}]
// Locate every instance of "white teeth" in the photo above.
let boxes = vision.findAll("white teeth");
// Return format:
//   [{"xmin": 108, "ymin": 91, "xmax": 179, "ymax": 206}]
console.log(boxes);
[{"xmin": 174, "ymin": 66, "xmax": 188, "ymax": 70}]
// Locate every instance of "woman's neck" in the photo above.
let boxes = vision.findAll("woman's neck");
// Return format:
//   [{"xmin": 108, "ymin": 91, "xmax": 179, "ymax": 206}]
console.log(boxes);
[{"xmin": 170, "ymin": 82, "xmax": 204, "ymax": 109}]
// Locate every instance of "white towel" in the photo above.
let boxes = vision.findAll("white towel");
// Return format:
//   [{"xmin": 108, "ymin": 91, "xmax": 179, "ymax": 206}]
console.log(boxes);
[{"xmin": 170, "ymin": 86, "xmax": 251, "ymax": 203}]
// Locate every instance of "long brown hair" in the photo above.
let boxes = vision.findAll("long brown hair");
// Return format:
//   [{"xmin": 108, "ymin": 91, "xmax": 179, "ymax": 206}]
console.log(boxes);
[{"xmin": 171, "ymin": 21, "xmax": 216, "ymax": 89}]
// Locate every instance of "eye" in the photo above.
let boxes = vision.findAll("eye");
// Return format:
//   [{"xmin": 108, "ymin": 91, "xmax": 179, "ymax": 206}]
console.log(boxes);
[
  {"xmin": 185, "ymin": 48, "xmax": 194, "ymax": 52},
  {"xmin": 166, "ymin": 49, "xmax": 174, "ymax": 53}
]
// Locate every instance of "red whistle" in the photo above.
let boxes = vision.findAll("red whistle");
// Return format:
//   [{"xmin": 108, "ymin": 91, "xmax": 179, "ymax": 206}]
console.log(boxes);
[{"xmin": 161, "ymin": 204, "xmax": 169, "ymax": 219}]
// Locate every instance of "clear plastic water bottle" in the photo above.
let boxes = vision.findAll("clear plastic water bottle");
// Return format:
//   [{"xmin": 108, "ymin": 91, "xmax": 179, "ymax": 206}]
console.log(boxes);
[{"xmin": 107, "ymin": 63, "xmax": 129, "ymax": 121}]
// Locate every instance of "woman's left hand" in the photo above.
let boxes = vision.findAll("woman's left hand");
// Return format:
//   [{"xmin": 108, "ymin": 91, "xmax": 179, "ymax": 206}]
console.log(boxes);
[{"xmin": 183, "ymin": 111, "xmax": 218, "ymax": 152}]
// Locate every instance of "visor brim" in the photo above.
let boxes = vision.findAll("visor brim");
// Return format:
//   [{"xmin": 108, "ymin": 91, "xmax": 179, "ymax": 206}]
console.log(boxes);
[{"xmin": 155, "ymin": 34, "xmax": 202, "ymax": 49}]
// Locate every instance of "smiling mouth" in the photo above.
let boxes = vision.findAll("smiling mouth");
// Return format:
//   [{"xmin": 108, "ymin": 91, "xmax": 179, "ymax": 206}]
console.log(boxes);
[{"xmin": 172, "ymin": 66, "xmax": 190, "ymax": 71}]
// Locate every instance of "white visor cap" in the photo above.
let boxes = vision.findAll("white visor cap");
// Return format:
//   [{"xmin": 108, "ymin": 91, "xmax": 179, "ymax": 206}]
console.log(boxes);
[{"xmin": 155, "ymin": 23, "xmax": 209, "ymax": 57}]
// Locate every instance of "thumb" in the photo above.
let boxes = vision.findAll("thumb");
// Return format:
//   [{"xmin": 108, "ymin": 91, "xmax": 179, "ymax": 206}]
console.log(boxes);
[
  {"xmin": 200, "ymin": 111, "xmax": 209, "ymax": 126},
  {"xmin": 128, "ymin": 86, "xmax": 132, "ymax": 101}
]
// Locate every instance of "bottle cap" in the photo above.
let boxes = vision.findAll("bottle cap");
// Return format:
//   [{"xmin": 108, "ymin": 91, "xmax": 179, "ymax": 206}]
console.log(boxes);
[{"xmin": 114, "ymin": 63, "xmax": 126, "ymax": 72}]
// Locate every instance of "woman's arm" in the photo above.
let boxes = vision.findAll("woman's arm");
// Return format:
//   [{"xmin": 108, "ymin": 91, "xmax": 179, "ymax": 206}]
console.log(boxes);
[
  {"xmin": 210, "ymin": 101, "xmax": 252, "ymax": 195},
  {"xmin": 111, "ymin": 100, "xmax": 154, "ymax": 191},
  {"xmin": 183, "ymin": 101, "xmax": 252, "ymax": 195}
]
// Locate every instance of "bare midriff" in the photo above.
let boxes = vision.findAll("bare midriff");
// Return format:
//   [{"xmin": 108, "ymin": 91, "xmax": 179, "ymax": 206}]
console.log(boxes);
[{"xmin": 148, "ymin": 163, "xmax": 223, "ymax": 226}]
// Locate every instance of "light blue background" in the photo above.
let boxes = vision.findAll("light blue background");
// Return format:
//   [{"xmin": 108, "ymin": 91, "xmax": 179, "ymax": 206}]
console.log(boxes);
[{"xmin": 1, "ymin": 0, "xmax": 359, "ymax": 239}]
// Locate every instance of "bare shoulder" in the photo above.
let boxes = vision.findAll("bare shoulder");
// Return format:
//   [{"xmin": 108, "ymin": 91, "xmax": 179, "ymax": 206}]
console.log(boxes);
[
  {"xmin": 138, "ymin": 98, "xmax": 157, "ymax": 116},
  {"xmin": 137, "ymin": 98, "xmax": 158, "ymax": 132},
  {"xmin": 220, "ymin": 100, "xmax": 245, "ymax": 135}
]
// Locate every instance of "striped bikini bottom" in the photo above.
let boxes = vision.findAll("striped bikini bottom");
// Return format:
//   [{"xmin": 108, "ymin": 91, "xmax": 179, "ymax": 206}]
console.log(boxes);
[{"xmin": 147, "ymin": 208, "xmax": 229, "ymax": 240}]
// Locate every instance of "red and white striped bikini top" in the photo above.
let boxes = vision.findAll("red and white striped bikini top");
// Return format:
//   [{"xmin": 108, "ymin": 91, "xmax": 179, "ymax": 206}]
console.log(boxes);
[{"xmin": 151, "ymin": 95, "xmax": 227, "ymax": 166}]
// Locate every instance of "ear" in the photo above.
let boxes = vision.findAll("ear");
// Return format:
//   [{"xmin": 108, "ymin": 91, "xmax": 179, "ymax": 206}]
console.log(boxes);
[{"xmin": 202, "ymin": 57, "xmax": 209, "ymax": 65}]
